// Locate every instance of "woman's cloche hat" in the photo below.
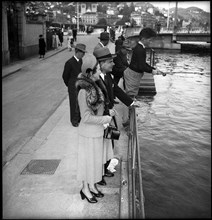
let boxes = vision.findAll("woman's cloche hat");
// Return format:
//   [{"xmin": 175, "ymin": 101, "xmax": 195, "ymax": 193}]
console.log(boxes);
[
  {"xmin": 81, "ymin": 54, "xmax": 97, "ymax": 75},
  {"xmin": 93, "ymin": 47, "xmax": 116, "ymax": 62}
]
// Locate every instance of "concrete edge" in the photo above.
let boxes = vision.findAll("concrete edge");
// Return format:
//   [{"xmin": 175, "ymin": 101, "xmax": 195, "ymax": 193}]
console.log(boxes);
[
  {"xmin": 119, "ymin": 160, "xmax": 129, "ymax": 219},
  {"xmin": 2, "ymin": 68, "xmax": 22, "ymax": 79}
]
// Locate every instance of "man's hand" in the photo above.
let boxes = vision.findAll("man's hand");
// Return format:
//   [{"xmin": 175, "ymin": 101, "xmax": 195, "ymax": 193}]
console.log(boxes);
[
  {"xmin": 129, "ymin": 100, "xmax": 140, "ymax": 108},
  {"xmin": 152, "ymin": 68, "xmax": 166, "ymax": 76}
]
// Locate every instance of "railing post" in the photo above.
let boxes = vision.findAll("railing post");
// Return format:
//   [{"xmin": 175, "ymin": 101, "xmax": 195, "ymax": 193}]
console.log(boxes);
[{"xmin": 128, "ymin": 106, "xmax": 145, "ymax": 219}]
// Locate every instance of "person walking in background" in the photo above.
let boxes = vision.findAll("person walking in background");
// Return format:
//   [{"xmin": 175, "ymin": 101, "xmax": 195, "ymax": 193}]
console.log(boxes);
[
  {"xmin": 124, "ymin": 27, "xmax": 161, "ymax": 99},
  {"xmin": 72, "ymin": 27, "xmax": 77, "ymax": 42},
  {"xmin": 115, "ymin": 35, "xmax": 124, "ymax": 53},
  {"xmin": 75, "ymin": 54, "xmax": 112, "ymax": 203},
  {"xmin": 52, "ymin": 31, "xmax": 59, "ymax": 50},
  {"xmin": 93, "ymin": 47, "xmax": 139, "ymax": 185},
  {"xmin": 62, "ymin": 44, "xmax": 87, "ymax": 127},
  {"xmin": 58, "ymin": 29, "xmax": 64, "ymax": 47},
  {"xmin": 67, "ymin": 34, "xmax": 74, "ymax": 51},
  {"xmin": 38, "ymin": 34, "xmax": 46, "ymax": 58},
  {"xmin": 93, "ymin": 32, "xmax": 110, "ymax": 53}
]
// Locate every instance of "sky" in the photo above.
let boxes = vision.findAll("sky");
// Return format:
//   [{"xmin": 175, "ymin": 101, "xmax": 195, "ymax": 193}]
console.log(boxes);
[{"xmin": 149, "ymin": 1, "xmax": 210, "ymax": 12}]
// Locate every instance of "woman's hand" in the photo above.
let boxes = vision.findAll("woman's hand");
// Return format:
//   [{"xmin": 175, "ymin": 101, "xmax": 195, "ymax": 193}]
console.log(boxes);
[{"xmin": 109, "ymin": 108, "xmax": 117, "ymax": 117}]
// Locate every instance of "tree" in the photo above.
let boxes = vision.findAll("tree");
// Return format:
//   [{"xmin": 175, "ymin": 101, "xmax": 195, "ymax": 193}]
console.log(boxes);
[
  {"xmin": 97, "ymin": 18, "xmax": 107, "ymax": 25},
  {"xmin": 129, "ymin": 2, "xmax": 135, "ymax": 14},
  {"xmin": 97, "ymin": 4, "xmax": 107, "ymax": 14},
  {"xmin": 116, "ymin": 15, "xmax": 130, "ymax": 25}
]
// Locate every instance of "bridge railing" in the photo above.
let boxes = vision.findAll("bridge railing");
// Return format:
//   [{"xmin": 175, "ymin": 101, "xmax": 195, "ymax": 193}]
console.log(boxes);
[
  {"xmin": 160, "ymin": 27, "xmax": 210, "ymax": 34},
  {"xmin": 127, "ymin": 106, "xmax": 145, "ymax": 218}
]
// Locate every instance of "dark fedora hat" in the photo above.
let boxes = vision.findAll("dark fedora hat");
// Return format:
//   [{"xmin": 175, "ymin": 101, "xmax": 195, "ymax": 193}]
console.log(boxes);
[
  {"xmin": 74, "ymin": 43, "xmax": 87, "ymax": 53},
  {"xmin": 98, "ymin": 32, "xmax": 110, "ymax": 40},
  {"xmin": 93, "ymin": 47, "xmax": 116, "ymax": 62}
]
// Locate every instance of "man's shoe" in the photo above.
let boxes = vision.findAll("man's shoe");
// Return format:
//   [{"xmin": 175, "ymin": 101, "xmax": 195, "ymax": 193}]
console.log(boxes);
[
  {"xmin": 104, "ymin": 170, "xmax": 114, "ymax": 177},
  {"xmin": 72, "ymin": 122, "xmax": 79, "ymax": 127},
  {"xmin": 97, "ymin": 177, "xmax": 107, "ymax": 186}
]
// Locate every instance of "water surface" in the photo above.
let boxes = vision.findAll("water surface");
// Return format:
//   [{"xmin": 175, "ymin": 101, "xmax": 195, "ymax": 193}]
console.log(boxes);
[{"xmin": 137, "ymin": 51, "xmax": 211, "ymax": 218}]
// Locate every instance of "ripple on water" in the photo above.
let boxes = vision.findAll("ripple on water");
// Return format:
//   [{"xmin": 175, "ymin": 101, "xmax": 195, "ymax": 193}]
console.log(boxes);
[{"xmin": 138, "ymin": 52, "xmax": 211, "ymax": 218}]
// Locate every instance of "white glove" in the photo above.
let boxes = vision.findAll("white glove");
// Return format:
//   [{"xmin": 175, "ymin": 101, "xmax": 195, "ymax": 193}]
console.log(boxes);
[{"xmin": 103, "ymin": 123, "xmax": 110, "ymax": 129}]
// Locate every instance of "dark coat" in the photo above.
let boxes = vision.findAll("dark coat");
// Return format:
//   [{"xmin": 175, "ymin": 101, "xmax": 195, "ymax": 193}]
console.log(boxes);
[
  {"xmin": 115, "ymin": 38, "xmax": 123, "ymax": 53},
  {"xmin": 129, "ymin": 43, "xmax": 153, "ymax": 74},
  {"xmin": 98, "ymin": 73, "xmax": 133, "ymax": 113},
  {"xmin": 39, "ymin": 38, "xmax": 46, "ymax": 55},
  {"xmin": 112, "ymin": 50, "xmax": 129, "ymax": 79},
  {"xmin": 62, "ymin": 56, "xmax": 82, "ymax": 124}
]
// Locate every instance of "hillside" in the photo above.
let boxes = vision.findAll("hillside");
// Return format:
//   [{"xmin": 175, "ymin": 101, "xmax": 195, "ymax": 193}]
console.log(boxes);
[{"xmin": 169, "ymin": 6, "xmax": 210, "ymax": 23}]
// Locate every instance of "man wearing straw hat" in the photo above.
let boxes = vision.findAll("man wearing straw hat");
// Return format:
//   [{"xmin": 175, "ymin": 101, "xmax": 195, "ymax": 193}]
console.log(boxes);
[
  {"xmin": 62, "ymin": 43, "xmax": 87, "ymax": 127},
  {"xmin": 124, "ymin": 28, "xmax": 160, "ymax": 99},
  {"xmin": 93, "ymin": 47, "xmax": 139, "ymax": 185}
]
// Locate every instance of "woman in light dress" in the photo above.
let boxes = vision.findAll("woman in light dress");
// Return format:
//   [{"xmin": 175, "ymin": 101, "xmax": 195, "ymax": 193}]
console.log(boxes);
[{"xmin": 75, "ymin": 54, "xmax": 112, "ymax": 203}]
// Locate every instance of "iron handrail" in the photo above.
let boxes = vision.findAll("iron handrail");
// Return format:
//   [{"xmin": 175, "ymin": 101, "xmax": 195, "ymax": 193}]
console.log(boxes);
[{"xmin": 127, "ymin": 106, "xmax": 145, "ymax": 218}]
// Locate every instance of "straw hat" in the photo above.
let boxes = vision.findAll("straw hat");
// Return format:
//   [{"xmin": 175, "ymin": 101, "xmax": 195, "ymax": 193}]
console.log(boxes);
[
  {"xmin": 93, "ymin": 47, "xmax": 116, "ymax": 62},
  {"xmin": 74, "ymin": 43, "xmax": 87, "ymax": 53}
]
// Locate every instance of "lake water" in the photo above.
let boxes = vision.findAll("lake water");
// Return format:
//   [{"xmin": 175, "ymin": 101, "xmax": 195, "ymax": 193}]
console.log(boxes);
[{"xmin": 136, "ymin": 51, "xmax": 211, "ymax": 218}]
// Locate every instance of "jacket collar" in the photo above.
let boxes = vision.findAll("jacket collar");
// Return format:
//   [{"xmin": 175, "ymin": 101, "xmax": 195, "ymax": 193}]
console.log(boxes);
[{"xmin": 138, "ymin": 41, "xmax": 145, "ymax": 48}]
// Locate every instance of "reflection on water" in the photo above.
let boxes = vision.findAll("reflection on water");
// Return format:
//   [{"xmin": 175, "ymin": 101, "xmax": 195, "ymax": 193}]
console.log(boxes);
[{"xmin": 137, "ymin": 52, "xmax": 211, "ymax": 218}]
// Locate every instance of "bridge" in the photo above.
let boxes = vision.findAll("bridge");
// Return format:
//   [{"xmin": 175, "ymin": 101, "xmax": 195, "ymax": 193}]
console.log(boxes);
[
  {"xmin": 125, "ymin": 28, "xmax": 210, "ymax": 50},
  {"xmin": 159, "ymin": 33, "xmax": 211, "ymax": 43}
]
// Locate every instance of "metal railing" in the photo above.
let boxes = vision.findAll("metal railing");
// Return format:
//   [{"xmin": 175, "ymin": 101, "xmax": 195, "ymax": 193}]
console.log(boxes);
[{"xmin": 127, "ymin": 106, "xmax": 145, "ymax": 218}]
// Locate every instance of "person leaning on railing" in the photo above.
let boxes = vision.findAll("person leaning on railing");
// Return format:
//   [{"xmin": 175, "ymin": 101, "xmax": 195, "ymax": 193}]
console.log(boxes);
[
  {"xmin": 93, "ymin": 47, "xmax": 140, "ymax": 186},
  {"xmin": 124, "ymin": 27, "xmax": 162, "ymax": 99}
]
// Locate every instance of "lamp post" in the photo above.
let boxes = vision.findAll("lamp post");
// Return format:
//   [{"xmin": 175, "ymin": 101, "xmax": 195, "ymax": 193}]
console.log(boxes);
[{"xmin": 76, "ymin": 2, "xmax": 79, "ymax": 31}]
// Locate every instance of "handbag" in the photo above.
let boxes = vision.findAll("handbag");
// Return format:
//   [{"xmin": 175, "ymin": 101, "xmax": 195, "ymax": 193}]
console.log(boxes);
[{"xmin": 104, "ymin": 116, "xmax": 120, "ymax": 140}]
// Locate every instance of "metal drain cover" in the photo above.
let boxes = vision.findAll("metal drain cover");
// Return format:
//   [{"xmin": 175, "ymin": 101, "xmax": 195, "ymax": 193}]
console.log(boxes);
[{"xmin": 21, "ymin": 159, "xmax": 61, "ymax": 175}]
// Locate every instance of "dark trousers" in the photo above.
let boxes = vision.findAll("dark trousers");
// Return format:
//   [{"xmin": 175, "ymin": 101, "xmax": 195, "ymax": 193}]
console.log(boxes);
[{"xmin": 68, "ymin": 91, "xmax": 80, "ymax": 125}]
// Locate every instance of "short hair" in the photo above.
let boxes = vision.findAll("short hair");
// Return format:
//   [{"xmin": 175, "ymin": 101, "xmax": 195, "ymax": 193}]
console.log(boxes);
[
  {"xmin": 39, "ymin": 35, "xmax": 43, "ymax": 37},
  {"xmin": 139, "ymin": 28, "xmax": 157, "ymax": 39}
]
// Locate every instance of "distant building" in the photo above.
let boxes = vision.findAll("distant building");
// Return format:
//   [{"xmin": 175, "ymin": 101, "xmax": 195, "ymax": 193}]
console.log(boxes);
[
  {"xmin": 81, "ymin": 12, "xmax": 97, "ymax": 25},
  {"xmin": 80, "ymin": 3, "xmax": 97, "ymax": 14},
  {"xmin": 106, "ymin": 14, "xmax": 119, "ymax": 26}
]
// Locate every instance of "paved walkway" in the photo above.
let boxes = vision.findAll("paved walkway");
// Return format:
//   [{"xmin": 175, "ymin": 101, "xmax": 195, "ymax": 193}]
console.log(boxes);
[
  {"xmin": 2, "ymin": 39, "xmax": 68, "ymax": 78},
  {"xmin": 3, "ymin": 34, "xmax": 130, "ymax": 219}
]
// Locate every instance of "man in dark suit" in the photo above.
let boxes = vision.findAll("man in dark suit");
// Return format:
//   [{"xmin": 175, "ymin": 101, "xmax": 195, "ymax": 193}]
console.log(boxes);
[
  {"xmin": 93, "ymin": 32, "xmax": 110, "ymax": 54},
  {"xmin": 124, "ymin": 28, "xmax": 160, "ymax": 99},
  {"xmin": 94, "ymin": 47, "xmax": 139, "ymax": 185},
  {"xmin": 112, "ymin": 41, "xmax": 132, "ymax": 85},
  {"xmin": 62, "ymin": 43, "xmax": 87, "ymax": 127}
]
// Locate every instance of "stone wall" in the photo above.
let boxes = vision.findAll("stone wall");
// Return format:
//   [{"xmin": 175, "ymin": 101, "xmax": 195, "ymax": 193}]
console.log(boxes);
[{"xmin": 22, "ymin": 23, "xmax": 46, "ymax": 58}]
